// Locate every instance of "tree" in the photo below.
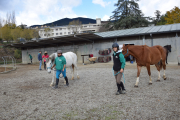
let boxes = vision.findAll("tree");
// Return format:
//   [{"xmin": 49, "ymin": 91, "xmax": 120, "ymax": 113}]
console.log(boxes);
[
  {"xmin": 44, "ymin": 28, "xmax": 51, "ymax": 38},
  {"xmin": 165, "ymin": 6, "xmax": 180, "ymax": 24},
  {"xmin": 68, "ymin": 19, "xmax": 82, "ymax": 35},
  {"xmin": 1, "ymin": 25, "xmax": 12, "ymax": 43},
  {"xmin": 156, "ymin": 14, "xmax": 167, "ymax": 25},
  {"xmin": 21, "ymin": 29, "xmax": 32, "ymax": 41},
  {"xmin": 153, "ymin": 10, "xmax": 161, "ymax": 25},
  {"xmin": 11, "ymin": 28, "xmax": 21, "ymax": 42},
  {"xmin": 106, "ymin": 0, "xmax": 149, "ymax": 30}
]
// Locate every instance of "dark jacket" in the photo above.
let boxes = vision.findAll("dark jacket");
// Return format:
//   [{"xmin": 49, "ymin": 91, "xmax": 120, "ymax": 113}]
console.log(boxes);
[
  {"xmin": 113, "ymin": 50, "xmax": 126, "ymax": 71},
  {"xmin": 38, "ymin": 53, "xmax": 42, "ymax": 61}
]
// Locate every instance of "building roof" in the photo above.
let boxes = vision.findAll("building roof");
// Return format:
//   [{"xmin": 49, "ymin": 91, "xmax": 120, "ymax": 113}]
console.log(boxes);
[
  {"xmin": 95, "ymin": 23, "xmax": 180, "ymax": 38},
  {"xmin": 5, "ymin": 33, "xmax": 102, "ymax": 48},
  {"xmin": 5, "ymin": 23, "xmax": 180, "ymax": 48}
]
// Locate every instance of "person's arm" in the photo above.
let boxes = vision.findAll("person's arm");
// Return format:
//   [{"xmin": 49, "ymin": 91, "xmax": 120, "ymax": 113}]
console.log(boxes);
[
  {"xmin": 38, "ymin": 54, "xmax": 40, "ymax": 61},
  {"xmin": 51, "ymin": 60, "xmax": 56, "ymax": 69},
  {"xmin": 119, "ymin": 53, "xmax": 126, "ymax": 73},
  {"xmin": 62, "ymin": 57, "xmax": 66, "ymax": 71}
]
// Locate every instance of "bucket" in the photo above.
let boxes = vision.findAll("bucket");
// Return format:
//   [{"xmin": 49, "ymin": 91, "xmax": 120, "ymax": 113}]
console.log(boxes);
[{"xmin": 130, "ymin": 61, "xmax": 134, "ymax": 64}]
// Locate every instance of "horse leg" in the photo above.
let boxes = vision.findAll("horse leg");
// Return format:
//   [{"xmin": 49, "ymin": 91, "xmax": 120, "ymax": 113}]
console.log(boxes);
[
  {"xmin": 146, "ymin": 64, "xmax": 152, "ymax": 85},
  {"xmin": 155, "ymin": 64, "xmax": 161, "ymax": 82},
  {"xmin": 134, "ymin": 65, "xmax": 141, "ymax": 87},
  {"xmin": 50, "ymin": 70, "xmax": 55, "ymax": 86},
  {"xmin": 166, "ymin": 53, "xmax": 168, "ymax": 64},
  {"xmin": 162, "ymin": 60, "xmax": 167, "ymax": 80},
  {"xmin": 74, "ymin": 64, "xmax": 80, "ymax": 79},
  {"xmin": 71, "ymin": 64, "xmax": 74, "ymax": 80}
]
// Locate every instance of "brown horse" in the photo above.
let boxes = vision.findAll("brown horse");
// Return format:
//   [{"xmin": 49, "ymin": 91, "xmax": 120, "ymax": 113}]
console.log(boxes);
[{"xmin": 122, "ymin": 44, "xmax": 167, "ymax": 87}]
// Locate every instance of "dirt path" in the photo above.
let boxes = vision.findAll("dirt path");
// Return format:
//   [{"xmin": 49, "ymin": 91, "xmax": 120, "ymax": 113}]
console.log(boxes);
[{"xmin": 0, "ymin": 63, "xmax": 180, "ymax": 120}]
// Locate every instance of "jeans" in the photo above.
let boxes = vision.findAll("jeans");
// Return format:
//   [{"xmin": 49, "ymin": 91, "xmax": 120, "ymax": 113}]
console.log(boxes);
[
  {"xmin": 39, "ymin": 60, "xmax": 42, "ymax": 70},
  {"xmin": 56, "ymin": 69, "xmax": 66, "ymax": 79},
  {"xmin": 44, "ymin": 62, "xmax": 46, "ymax": 70}
]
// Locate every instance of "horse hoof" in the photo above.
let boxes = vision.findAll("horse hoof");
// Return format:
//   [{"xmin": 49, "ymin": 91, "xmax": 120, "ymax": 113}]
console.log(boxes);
[
  {"xmin": 50, "ymin": 84, "xmax": 53, "ymax": 86},
  {"xmin": 71, "ymin": 77, "xmax": 74, "ymax": 80},
  {"xmin": 164, "ymin": 77, "xmax": 167, "ymax": 80},
  {"xmin": 149, "ymin": 83, "xmax": 152, "ymax": 85},
  {"xmin": 77, "ymin": 76, "xmax": 80, "ymax": 79},
  {"xmin": 157, "ymin": 80, "xmax": 160, "ymax": 82},
  {"xmin": 134, "ymin": 85, "xmax": 138, "ymax": 87}
]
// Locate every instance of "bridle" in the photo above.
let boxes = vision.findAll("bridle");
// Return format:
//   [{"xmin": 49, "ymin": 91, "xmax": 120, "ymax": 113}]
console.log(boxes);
[{"xmin": 124, "ymin": 49, "xmax": 129, "ymax": 56}]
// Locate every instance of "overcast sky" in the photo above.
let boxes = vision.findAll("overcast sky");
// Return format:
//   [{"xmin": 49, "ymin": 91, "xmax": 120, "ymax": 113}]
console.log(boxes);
[{"xmin": 0, "ymin": 0, "xmax": 179, "ymax": 26}]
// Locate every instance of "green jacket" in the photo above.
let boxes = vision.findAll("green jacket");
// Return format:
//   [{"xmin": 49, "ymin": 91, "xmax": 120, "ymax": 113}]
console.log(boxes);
[
  {"xmin": 55, "ymin": 55, "xmax": 66, "ymax": 70},
  {"xmin": 29, "ymin": 54, "xmax": 33, "ymax": 59},
  {"xmin": 113, "ymin": 51, "xmax": 126, "ymax": 69}
]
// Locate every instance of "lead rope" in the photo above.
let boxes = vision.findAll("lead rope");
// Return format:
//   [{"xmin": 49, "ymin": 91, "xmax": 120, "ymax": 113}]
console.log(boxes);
[{"xmin": 112, "ymin": 68, "xmax": 125, "ymax": 83}]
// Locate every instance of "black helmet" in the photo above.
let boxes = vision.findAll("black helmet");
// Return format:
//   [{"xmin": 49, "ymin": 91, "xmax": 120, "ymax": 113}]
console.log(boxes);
[{"xmin": 112, "ymin": 43, "xmax": 119, "ymax": 49}]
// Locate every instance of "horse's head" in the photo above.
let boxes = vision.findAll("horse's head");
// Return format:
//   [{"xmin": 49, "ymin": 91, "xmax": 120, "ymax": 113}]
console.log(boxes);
[
  {"xmin": 167, "ymin": 45, "xmax": 172, "ymax": 52},
  {"xmin": 122, "ymin": 44, "xmax": 130, "ymax": 58},
  {"xmin": 46, "ymin": 57, "xmax": 52, "ymax": 73}
]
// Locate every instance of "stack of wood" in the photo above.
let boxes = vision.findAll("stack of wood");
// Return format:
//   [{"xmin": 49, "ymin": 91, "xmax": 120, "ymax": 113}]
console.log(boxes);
[{"xmin": 98, "ymin": 48, "xmax": 112, "ymax": 63}]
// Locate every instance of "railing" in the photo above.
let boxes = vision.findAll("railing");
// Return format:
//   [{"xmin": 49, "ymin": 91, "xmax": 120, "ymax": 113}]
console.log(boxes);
[{"xmin": 0, "ymin": 56, "xmax": 17, "ymax": 73}]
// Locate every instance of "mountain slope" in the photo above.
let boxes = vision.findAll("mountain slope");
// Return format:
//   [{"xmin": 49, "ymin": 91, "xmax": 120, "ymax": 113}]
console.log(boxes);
[{"xmin": 30, "ymin": 17, "xmax": 97, "ymax": 28}]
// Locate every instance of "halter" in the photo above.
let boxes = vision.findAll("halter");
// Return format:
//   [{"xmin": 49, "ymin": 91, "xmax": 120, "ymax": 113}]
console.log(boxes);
[
  {"xmin": 47, "ymin": 62, "xmax": 52, "ymax": 69},
  {"xmin": 124, "ymin": 49, "xmax": 129, "ymax": 56}
]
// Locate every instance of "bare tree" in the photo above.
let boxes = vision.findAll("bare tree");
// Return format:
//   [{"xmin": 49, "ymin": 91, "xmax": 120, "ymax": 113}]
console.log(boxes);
[{"xmin": 68, "ymin": 19, "xmax": 82, "ymax": 35}]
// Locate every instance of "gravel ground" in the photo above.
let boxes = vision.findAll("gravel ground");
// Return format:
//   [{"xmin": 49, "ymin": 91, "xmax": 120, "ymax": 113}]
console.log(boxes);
[{"xmin": 0, "ymin": 63, "xmax": 180, "ymax": 120}]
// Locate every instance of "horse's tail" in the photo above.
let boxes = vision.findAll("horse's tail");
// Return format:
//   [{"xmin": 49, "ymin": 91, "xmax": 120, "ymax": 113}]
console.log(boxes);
[{"xmin": 156, "ymin": 45, "xmax": 166, "ymax": 61}]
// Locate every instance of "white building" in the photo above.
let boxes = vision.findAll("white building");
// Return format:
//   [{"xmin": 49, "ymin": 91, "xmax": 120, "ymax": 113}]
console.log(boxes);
[{"xmin": 39, "ymin": 18, "xmax": 102, "ymax": 38}]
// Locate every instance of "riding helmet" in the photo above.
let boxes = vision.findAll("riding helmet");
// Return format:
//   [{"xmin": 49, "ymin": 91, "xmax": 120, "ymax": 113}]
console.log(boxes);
[
  {"xmin": 57, "ymin": 50, "xmax": 62, "ymax": 54},
  {"xmin": 112, "ymin": 43, "xmax": 119, "ymax": 49}
]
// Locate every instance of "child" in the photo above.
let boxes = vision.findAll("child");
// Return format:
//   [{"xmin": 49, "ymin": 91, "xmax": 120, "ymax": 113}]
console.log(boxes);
[
  {"xmin": 42, "ymin": 51, "xmax": 49, "ymax": 70},
  {"xmin": 51, "ymin": 50, "xmax": 69, "ymax": 89},
  {"xmin": 112, "ymin": 43, "xmax": 126, "ymax": 95},
  {"xmin": 29, "ymin": 54, "xmax": 33, "ymax": 64}
]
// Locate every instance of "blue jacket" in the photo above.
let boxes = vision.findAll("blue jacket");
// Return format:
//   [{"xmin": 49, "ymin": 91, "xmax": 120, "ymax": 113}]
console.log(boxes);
[{"xmin": 38, "ymin": 53, "xmax": 42, "ymax": 61}]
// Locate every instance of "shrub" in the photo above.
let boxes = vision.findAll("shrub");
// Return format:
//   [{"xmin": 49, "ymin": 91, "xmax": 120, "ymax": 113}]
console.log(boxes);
[{"xmin": 14, "ymin": 49, "xmax": 21, "ymax": 59}]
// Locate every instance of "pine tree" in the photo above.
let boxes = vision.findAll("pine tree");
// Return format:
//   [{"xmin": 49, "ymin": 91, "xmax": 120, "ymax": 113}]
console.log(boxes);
[{"xmin": 107, "ymin": 0, "xmax": 149, "ymax": 30}]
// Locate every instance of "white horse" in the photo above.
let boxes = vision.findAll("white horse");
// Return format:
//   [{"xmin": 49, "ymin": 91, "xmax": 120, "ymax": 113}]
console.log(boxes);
[{"xmin": 46, "ymin": 52, "xmax": 80, "ymax": 86}]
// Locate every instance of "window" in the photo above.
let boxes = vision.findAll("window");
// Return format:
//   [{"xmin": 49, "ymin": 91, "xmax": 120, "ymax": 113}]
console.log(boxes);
[
  {"xmin": 64, "ymin": 32, "xmax": 66, "ymax": 35},
  {"xmin": 56, "ymin": 33, "xmax": 58, "ymax": 35},
  {"xmin": 56, "ymin": 29, "xmax": 58, "ymax": 31},
  {"xmin": 63, "ymin": 28, "xmax": 66, "ymax": 30},
  {"xmin": 60, "ymin": 33, "xmax": 62, "ymax": 35},
  {"xmin": 84, "ymin": 26, "xmax": 87, "ymax": 27},
  {"xmin": 59, "ymin": 28, "xmax": 62, "ymax": 30},
  {"xmin": 51, "ymin": 29, "xmax": 54, "ymax": 32},
  {"xmin": 48, "ymin": 34, "xmax": 50, "ymax": 36},
  {"xmin": 52, "ymin": 33, "xmax": 54, "ymax": 36},
  {"xmin": 68, "ymin": 32, "xmax": 70, "ymax": 35},
  {"xmin": 44, "ymin": 34, "xmax": 46, "ymax": 36},
  {"xmin": 93, "ymin": 25, "xmax": 96, "ymax": 27},
  {"xmin": 68, "ymin": 28, "xmax": 70, "ymax": 30}
]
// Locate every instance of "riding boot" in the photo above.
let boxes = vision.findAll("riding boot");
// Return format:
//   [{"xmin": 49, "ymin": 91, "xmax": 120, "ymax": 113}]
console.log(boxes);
[
  {"xmin": 120, "ymin": 82, "xmax": 126, "ymax": 94},
  {"xmin": 53, "ymin": 78, "xmax": 59, "ymax": 89},
  {"xmin": 64, "ymin": 76, "xmax": 69, "ymax": 86},
  {"xmin": 116, "ymin": 83, "xmax": 121, "ymax": 95}
]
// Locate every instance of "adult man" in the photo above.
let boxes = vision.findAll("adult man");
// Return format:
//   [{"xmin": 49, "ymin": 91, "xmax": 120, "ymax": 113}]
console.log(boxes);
[
  {"xmin": 51, "ymin": 50, "xmax": 69, "ymax": 89},
  {"xmin": 38, "ymin": 51, "xmax": 42, "ymax": 70}
]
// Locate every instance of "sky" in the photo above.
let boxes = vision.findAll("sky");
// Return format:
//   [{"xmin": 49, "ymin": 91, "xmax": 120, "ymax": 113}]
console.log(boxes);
[{"xmin": 0, "ymin": 0, "xmax": 180, "ymax": 26}]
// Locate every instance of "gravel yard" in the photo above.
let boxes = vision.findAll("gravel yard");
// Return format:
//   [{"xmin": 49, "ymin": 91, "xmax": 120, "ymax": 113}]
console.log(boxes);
[{"xmin": 0, "ymin": 63, "xmax": 180, "ymax": 120}]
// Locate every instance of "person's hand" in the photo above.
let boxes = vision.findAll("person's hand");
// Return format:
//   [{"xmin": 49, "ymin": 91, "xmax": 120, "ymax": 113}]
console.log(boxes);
[
  {"xmin": 51, "ymin": 67, "xmax": 53, "ymax": 70},
  {"xmin": 120, "ymin": 69, "xmax": 123, "ymax": 73},
  {"xmin": 62, "ymin": 69, "xmax": 64, "ymax": 72}
]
